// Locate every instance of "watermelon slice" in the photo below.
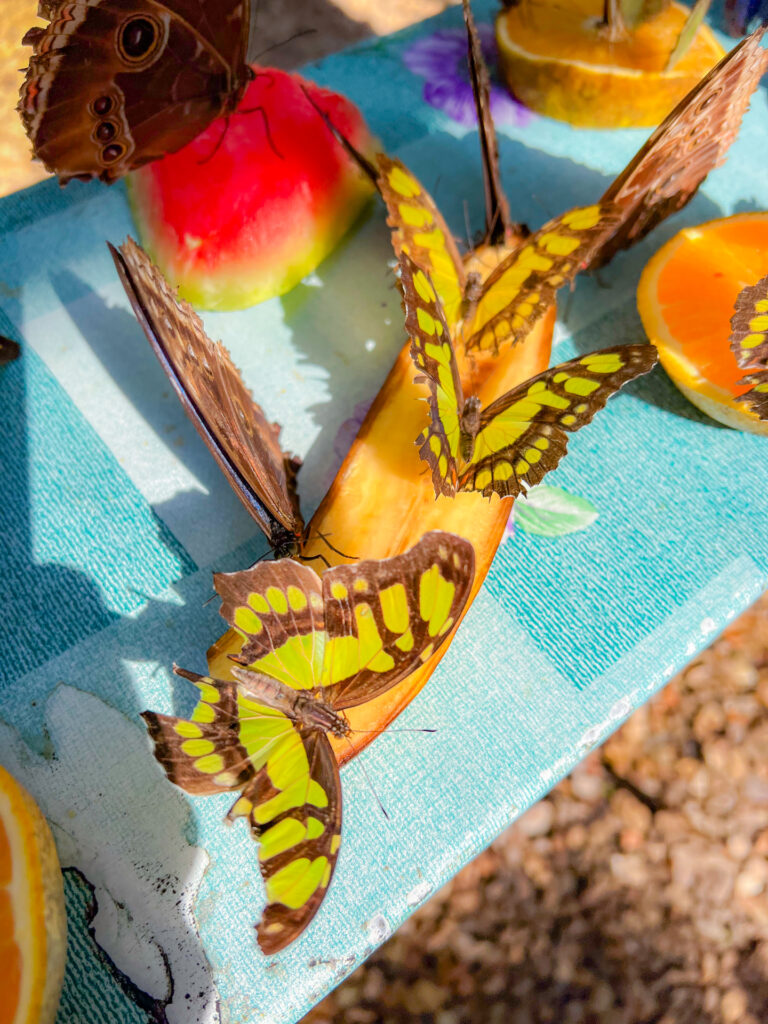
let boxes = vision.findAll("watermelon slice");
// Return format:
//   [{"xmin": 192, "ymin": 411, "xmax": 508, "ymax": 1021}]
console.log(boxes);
[{"xmin": 127, "ymin": 70, "xmax": 376, "ymax": 310}]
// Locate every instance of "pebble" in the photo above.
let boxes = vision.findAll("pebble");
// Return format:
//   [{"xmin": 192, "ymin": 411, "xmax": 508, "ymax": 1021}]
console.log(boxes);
[
  {"xmin": 515, "ymin": 800, "xmax": 553, "ymax": 837},
  {"xmin": 306, "ymin": 594, "xmax": 768, "ymax": 1024}
]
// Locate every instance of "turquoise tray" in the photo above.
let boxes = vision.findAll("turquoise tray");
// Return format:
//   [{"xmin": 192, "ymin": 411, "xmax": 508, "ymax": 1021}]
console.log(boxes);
[{"xmin": 0, "ymin": 3, "xmax": 766, "ymax": 1022}]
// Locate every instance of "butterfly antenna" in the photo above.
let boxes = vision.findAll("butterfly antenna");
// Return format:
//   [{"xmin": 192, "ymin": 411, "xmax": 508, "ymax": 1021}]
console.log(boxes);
[
  {"xmin": 463, "ymin": 199, "xmax": 473, "ymax": 251},
  {"xmin": 236, "ymin": 105, "xmax": 283, "ymax": 159},
  {"xmin": 561, "ymin": 284, "xmax": 576, "ymax": 326},
  {"xmin": 197, "ymin": 115, "xmax": 231, "ymax": 166},
  {"xmin": 250, "ymin": 28, "xmax": 317, "ymax": 62},
  {"xmin": 302, "ymin": 551, "xmax": 331, "ymax": 569},
  {"xmin": 344, "ymin": 736, "xmax": 389, "ymax": 821},
  {"xmin": 300, "ymin": 85, "xmax": 379, "ymax": 184},
  {"xmin": 350, "ymin": 727, "xmax": 438, "ymax": 734},
  {"xmin": 312, "ymin": 529, "xmax": 358, "ymax": 562}
]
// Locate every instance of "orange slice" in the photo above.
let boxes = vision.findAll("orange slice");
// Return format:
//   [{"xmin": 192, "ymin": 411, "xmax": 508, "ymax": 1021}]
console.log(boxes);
[
  {"xmin": 0, "ymin": 765, "xmax": 66, "ymax": 1024},
  {"xmin": 495, "ymin": 0, "xmax": 725, "ymax": 128},
  {"xmin": 636, "ymin": 211, "xmax": 768, "ymax": 435}
]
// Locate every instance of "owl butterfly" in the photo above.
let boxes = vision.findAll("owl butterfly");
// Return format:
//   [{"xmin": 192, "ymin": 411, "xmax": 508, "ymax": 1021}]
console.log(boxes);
[
  {"xmin": 111, "ymin": 237, "xmax": 304, "ymax": 558},
  {"xmin": 19, "ymin": 0, "xmax": 252, "ymax": 184},
  {"xmin": 730, "ymin": 272, "xmax": 768, "ymax": 419},
  {"xmin": 311, "ymin": 7, "xmax": 766, "ymax": 354},
  {"xmin": 142, "ymin": 530, "xmax": 476, "ymax": 953},
  {"xmin": 399, "ymin": 252, "xmax": 658, "ymax": 500}
]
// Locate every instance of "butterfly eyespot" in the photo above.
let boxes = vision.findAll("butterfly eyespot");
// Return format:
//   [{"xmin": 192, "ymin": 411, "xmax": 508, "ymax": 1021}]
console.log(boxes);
[
  {"xmin": 96, "ymin": 122, "xmax": 116, "ymax": 143},
  {"xmin": 697, "ymin": 90, "xmax": 719, "ymax": 113},
  {"xmin": 102, "ymin": 144, "xmax": 124, "ymax": 163},
  {"xmin": 92, "ymin": 96, "xmax": 112, "ymax": 117},
  {"xmin": 119, "ymin": 16, "xmax": 160, "ymax": 61}
]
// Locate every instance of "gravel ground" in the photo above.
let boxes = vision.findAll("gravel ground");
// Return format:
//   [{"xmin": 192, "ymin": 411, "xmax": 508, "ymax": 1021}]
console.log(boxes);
[{"xmin": 306, "ymin": 594, "xmax": 768, "ymax": 1023}]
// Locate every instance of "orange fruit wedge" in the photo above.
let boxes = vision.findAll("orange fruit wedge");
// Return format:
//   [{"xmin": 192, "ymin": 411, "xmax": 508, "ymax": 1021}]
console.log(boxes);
[
  {"xmin": 0, "ymin": 765, "xmax": 66, "ymax": 1024},
  {"xmin": 495, "ymin": 0, "xmax": 725, "ymax": 128},
  {"xmin": 636, "ymin": 211, "xmax": 768, "ymax": 436}
]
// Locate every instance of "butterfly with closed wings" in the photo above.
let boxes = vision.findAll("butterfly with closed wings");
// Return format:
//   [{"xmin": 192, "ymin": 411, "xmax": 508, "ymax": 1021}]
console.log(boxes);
[
  {"xmin": 142, "ymin": 530, "xmax": 476, "ymax": 953},
  {"xmin": 111, "ymin": 237, "xmax": 305, "ymax": 558},
  {"xmin": 19, "ymin": 0, "xmax": 254, "ymax": 183}
]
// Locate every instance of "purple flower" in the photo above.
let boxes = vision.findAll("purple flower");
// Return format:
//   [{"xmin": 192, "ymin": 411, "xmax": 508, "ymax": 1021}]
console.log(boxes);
[
  {"xmin": 402, "ymin": 25, "xmax": 530, "ymax": 129},
  {"xmin": 724, "ymin": 0, "xmax": 768, "ymax": 34}
]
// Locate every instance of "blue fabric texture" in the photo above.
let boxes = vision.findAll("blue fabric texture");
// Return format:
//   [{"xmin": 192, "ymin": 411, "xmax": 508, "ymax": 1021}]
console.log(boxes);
[{"xmin": 0, "ymin": 3, "xmax": 766, "ymax": 1022}]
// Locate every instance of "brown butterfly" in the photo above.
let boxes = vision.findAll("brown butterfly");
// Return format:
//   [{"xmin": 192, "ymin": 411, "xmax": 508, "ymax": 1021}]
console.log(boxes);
[
  {"xmin": 19, "ymin": 1, "xmax": 253, "ymax": 184},
  {"xmin": 111, "ymin": 237, "xmax": 304, "ymax": 558},
  {"xmin": 596, "ymin": 25, "xmax": 768, "ymax": 266}
]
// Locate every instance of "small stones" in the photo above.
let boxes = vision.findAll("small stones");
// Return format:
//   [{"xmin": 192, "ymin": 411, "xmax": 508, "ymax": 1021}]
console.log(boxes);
[
  {"xmin": 514, "ymin": 799, "xmax": 553, "ymax": 838},
  {"xmin": 307, "ymin": 594, "xmax": 768, "ymax": 1024}
]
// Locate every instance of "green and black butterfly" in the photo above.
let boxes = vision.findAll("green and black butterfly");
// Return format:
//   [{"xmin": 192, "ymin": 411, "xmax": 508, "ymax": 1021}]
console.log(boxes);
[
  {"xmin": 142, "ymin": 530, "xmax": 475, "ymax": 954},
  {"xmin": 399, "ymin": 252, "xmax": 658, "ymax": 499},
  {"xmin": 730, "ymin": 271, "xmax": 768, "ymax": 420},
  {"xmin": 111, "ymin": 238, "xmax": 304, "ymax": 558}
]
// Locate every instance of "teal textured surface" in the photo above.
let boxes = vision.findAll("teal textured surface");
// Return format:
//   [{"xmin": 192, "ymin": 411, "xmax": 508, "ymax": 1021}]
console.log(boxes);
[{"xmin": 0, "ymin": 3, "xmax": 766, "ymax": 1022}]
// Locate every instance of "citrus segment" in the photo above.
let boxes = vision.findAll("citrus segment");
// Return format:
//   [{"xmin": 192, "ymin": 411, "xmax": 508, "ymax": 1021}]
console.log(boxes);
[
  {"xmin": 0, "ymin": 765, "xmax": 66, "ymax": 1024},
  {"xmin": 636, "ymin": 212, "xmax": 768, "ymax": 434},
  {"xmin": 495, "ymin": 1, "xmax": 725, "ymax": 127}
]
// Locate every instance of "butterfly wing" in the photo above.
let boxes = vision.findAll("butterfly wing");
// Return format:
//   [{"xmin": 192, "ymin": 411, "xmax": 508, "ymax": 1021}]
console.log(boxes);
[
  {"xmin": 596, "ymin": 27, "xmax": 768, "ymax": 266},
  {"xmin": 318, "ymin": 530, "xmax": 476, "ymax": 709},
  {"xmin": 142, "ymin": 670, "xmax": 254, "ymax": 795},
  {"xmin": 112, "ymin": 238, "xmax": 303, "ymax": 555},
  {"xmin": 376, "ymin": 154, "xmax": 467, "ymax": 328},
  {"xmin": 462, "ymin": 0, "xmax": 515, "ymax": 248},
  {"xmin": 400, "ymin": 253, "xmax": 464, "ymax": 498},
  {"xmin": 214, "ymin": 559, "xmax": 326, "ymax": 683},
  {"xmin": 737, "ymin": 372, "xmax": 768, "ymax": 419},
  {"xmin": 460, "ymin": 346, "xmax": 658, "ymax": 498},
  {"xmin": 215, "ymin": 532, "xmax": 475, "ymax": 710},
  {"xmin": 143, "ymin": 667, "xmax": 342, "ymax": 955},
  {"xmin": 730, "ymin": 272, "xmax": 768, "ymax": 419},
  {"xmin": 19, "ymin": 0, "xmax": 249, "ymax": 183},
  {"xmin": 730, "ymin": 272, "xmax": 768, "ymax": 370},
  {"xmin": 462, "ymin": 204, "xmax": 621, "ymax": 354}
]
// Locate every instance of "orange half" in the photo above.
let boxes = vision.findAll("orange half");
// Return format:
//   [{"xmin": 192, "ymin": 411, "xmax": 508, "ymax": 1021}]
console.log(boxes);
[
  {"xmin": 636, "ymin": 211, "xmax": 768, "ymax": 435},
  {"xmin": 495, "ymin": 0, "xmax": 725, "ymax": 128},
  {"xmin": 0, "ymin": 766, "xmax": 66, "ymax": 1024}
]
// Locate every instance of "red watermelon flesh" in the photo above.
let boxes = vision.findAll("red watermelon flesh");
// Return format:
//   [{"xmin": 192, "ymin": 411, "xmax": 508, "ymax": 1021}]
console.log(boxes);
[{"xmin": 127, "ymin": 69, "xmax": 376, "ymax": 310}]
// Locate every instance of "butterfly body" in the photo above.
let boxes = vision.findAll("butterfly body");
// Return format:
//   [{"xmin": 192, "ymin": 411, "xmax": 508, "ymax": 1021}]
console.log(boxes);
[
  {"xmin": 231, "ymin": 666, "xmax": 350, "ymax": 739},
  {"xmin": 19, "ymin": 0, "xmax": 252, "ymax": 183},
  {"xmin": 459, "ymin": 396, "xmax": 482, "ymax": 462}
]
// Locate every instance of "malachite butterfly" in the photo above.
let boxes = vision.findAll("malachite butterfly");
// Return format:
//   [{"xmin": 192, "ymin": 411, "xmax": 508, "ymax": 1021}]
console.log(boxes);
[
  {"xmin": 111, "ymin": 238, "xmax": 304, "ymax": 558},
  {"xmin": 730, "ymin": 271, "xmax": 768, "ymax": 419},
  {"xmin": 311, "ymin": 11, "xmax": 765, "ymax": 348},
  {"xmin": 399, "ymin": 252, "xmax": 658, "ymax": 500},
  {"xmin": 142, "ymin": 530, "xmax": 475, "ymax": 953}
]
